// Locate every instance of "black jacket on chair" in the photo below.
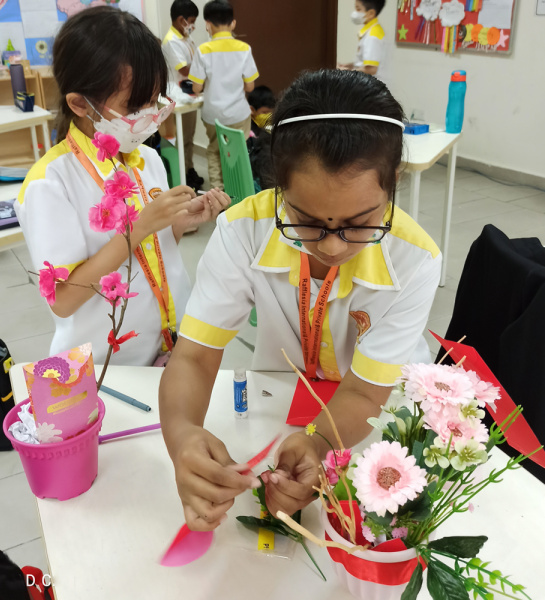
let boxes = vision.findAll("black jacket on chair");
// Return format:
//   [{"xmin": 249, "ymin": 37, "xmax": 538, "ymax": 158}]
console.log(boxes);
[{"xmin": 437, "ymin": 224, "xmax": 545, "ymax": 482}]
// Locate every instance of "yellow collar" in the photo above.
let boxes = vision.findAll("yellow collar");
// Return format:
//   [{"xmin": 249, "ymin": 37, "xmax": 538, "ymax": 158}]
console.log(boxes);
[
  {"xmin": 68, "ymin": 122, "xmax": 145, "ymax": 176},
  {"xmin": 169, "ymin": 25, "xmax": 183, "ymax": 39},
  {"xmin": 359, "ymin": 18, "xmax": 379, "ymax": 38},
  {"xmin": 251, "ymin": 198, "xmax": 399, "ymax": 295},
  {"xmin": 212, "ymin": 31, "xmax": 233, "ymax": 40}
]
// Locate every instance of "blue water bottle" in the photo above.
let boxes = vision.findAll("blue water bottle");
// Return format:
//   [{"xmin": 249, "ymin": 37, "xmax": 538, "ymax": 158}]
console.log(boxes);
[{"xmin": 445, "ymin": 70, "xmax": 467, "ymax": 134}]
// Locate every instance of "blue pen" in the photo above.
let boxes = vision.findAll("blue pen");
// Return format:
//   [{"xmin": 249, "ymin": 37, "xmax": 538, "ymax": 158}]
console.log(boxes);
[{"xmin": 99, "ymin": 385, "xmax": 152, "ymax": 412}]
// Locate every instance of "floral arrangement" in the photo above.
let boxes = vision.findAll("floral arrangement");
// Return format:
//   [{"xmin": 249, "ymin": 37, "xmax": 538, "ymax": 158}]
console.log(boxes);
[
  {"xmin": 271, "ymin": 351, "xmax": 539, "ymax": 600},
  {"xmin": 36, "ymin": 133, "xmax": 139, "ymax": 389}
]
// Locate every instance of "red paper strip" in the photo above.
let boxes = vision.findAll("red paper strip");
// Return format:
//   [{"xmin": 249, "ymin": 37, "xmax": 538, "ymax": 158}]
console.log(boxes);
[
  {"xmin": 286, "ymin": 378, "xmax": 339, "ymax": 426},
  {"xmin": 431, "ymin": 331, "xmax": 545, "ymax": 469},
  {"xmin": 326, "ymin": 501, "xmax": 426, "ymax": 586}
]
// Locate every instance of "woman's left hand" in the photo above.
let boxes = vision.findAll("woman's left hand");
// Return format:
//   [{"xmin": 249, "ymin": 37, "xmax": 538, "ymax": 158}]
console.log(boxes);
[
  {"xmin": 173, "ymin": 188, "xmax": 231, "ymax": 237},
  {"xmin": 261, "ymin": 431, "xmax": 321, "ymax": 517}
]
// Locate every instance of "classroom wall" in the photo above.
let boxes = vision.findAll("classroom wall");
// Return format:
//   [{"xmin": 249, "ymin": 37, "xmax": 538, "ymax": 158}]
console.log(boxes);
[{"xmin": 337, "ymin": 1, "xmax": 545, "ymax": 179}]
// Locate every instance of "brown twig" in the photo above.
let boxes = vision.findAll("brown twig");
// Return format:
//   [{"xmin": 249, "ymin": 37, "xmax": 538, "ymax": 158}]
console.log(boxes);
[
  {"xmin": 437, "ymin": 335, "xmax": 467, "ymax": 365},
  {"xmin": 276, "ymin": 511, "xmax": 369, "ymax": 554},
  {"xmin": 281, "ymin": 349, "xmax": 345, "ymax": 451}
]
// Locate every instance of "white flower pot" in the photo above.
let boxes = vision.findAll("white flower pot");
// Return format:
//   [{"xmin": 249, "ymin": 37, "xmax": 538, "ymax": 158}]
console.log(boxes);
[{"xmin": 321, "ymin": 505, "xmax": 424, "ymax": 600}]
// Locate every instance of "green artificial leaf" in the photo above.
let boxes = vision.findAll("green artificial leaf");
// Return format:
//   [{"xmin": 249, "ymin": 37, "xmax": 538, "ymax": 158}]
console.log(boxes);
[
  {"xmin": 235, "ymin": 516, "xmax": 296, "ymax": 540},
  {"xmin": 412, "ymin": 440, "xmax": 424, "ymax": 466},
  {"xmin": 428, "ymin": 536, "xmax": 488, "ymax": 558},
  {"xmin": 255, "ymin": 475, "xmax": 268, "ymax": 508},
  {"xmin": 364, "ymin": 510, "xmax": 393, "ymax": 527},
  {"xmin": 387, "ymin": 420, "xmax": 401, "ymax": 440},
  {"xmin": 397, "ymin": 488, "xmax": 432, "ymax": 521},
  {"xmin": 332, "ymin": 476, "xmax": 358, "ymax": 501},
  {"xmin": 427, "ymin": 560, "xmax": 470, "ymax": 600},
  {"xmin": 393, "ymin": 406, "xmax": 414, "ymax": 422},
  {"xmin": 401, "ymin": 562, "xmax": 423, "ymax": 600}
]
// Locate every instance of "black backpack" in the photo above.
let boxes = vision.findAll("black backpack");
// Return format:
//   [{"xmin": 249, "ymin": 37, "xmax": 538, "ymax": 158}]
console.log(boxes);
[{"xmin": 0, "ymin": 339, "xmax": 15, "ymax": 451}]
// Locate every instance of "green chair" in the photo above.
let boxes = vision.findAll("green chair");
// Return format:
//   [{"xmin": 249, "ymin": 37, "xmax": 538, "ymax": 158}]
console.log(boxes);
[
  {"xmin": 216, "ymin": 120, "xmax": 258, "ymax": 327},
  {"xmin": 215, "ymin": 119, "xmax": 255, "ymax": 206},
  {"xmin": 158, "ymin": 137, "xmax": 181, "ymax": 188}
]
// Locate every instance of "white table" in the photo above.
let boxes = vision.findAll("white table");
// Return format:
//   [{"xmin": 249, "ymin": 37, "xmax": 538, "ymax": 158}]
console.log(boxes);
[
  {"xmin": 173, "ymin": 98, "xmax": 203, "ymax": 186},
  {"xmin": 0, "ymin": 182, "xmax": 24, "ymax": 251},
  {"xmin": 9, "ymin": 365, "xmax": 545, "ymax": 600},
  {"xmin": 402, "ymin": 132, "xmax": 462, "ymax": 287},
  {"xmin": 0, "ymin": 105, "xmax": 53, "ymax": 163}
]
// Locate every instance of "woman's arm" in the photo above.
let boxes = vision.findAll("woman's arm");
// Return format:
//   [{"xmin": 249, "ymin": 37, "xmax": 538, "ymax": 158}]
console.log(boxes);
[{"xmin": 159, "ymin": 338, "xmax": 259, "ymax": 531}]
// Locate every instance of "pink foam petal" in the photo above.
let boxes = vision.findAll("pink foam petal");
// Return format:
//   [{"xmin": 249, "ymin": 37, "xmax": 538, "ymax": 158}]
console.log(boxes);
[{"xmin": 160, "ymin": 524, "xmax": 214, "ymax": 567}]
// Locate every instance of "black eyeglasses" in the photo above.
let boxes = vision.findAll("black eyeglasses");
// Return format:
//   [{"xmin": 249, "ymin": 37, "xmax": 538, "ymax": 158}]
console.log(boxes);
[{"xmin": 274, "ymin": 189, "xmax": 394, "ymax": 244}]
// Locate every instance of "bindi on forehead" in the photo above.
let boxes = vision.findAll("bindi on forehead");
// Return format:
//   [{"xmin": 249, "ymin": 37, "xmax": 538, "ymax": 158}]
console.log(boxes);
[{"xmin": 328, "ymin": 218, "xmax": 333, "ymax": 222}]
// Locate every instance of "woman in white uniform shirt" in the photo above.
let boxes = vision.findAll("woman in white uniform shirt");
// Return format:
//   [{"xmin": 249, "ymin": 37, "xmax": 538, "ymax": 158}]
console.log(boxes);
[
  {"xmin": 15, "ymin": 7, "xmax": 229, "ymax": 365},
  {"xmin": 160, "ymin": 70, "xmax": 441, "ymax": 529}
]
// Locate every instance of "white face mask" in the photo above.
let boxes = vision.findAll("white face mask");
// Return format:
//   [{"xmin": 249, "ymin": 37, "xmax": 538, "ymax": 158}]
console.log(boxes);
[
  {"xmin": 87, "ymin": 103, "xmax": 159, "ymax": 154},
  {"xmin": 350, "ymin": 10, "xmax": 367, "ymax": 25},
  {"xmin": 183, "ymin": 22, "xmax": 195, "ymax": 36}
]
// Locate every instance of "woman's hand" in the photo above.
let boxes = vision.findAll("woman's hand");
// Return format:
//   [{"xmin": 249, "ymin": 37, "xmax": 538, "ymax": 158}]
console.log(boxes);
[
  {"xmin": 174, "ymin": 425, "xmax": 261, "ymax": 531},
  {"xmin": 262, "ymin": 431, "xmax": 321, "ymax": 518},
  {"xmin": 172, "ymin": 188, "xmax": 231, "ymax": 238},
  {"xmin": 134, "ymin": 185, "xmax": 196, "ymax": 242}
]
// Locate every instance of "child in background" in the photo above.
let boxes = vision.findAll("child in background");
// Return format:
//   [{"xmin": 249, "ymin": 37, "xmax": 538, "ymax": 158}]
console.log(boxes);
[
  {"xmin": 15, "ymin": 7, "xmax": 230, "ymax": 366},
  {"xmin": 162, "ymin": 0, "xmax": 204, "ymax": 190},
  {"xmin": 189, "ymin": 0, "xmax": 259, "ymax": 190},
  {"xmin": 247, "ymin": 85, "xmax": 276, "ymax": 191},
  {"xmin": 339, "ymin": 0, "xmax": 385, "ymax": 79}
]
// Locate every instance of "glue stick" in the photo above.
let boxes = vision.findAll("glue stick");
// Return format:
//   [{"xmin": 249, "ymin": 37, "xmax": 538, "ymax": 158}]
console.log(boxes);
[{"xmin": 234, "ymin": 368, "xmax": 248, "ymax": 418}]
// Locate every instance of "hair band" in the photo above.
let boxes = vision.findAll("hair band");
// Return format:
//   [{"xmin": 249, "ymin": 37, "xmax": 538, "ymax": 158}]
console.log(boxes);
[{"xmin": 276, "ymin": 113, "xmax": 405, "ymax": 131}]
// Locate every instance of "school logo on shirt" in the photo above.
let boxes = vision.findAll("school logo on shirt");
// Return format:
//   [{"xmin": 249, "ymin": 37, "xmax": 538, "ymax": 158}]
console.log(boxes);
[
  {"xmin": 149, "ymin": 187, "xmax": 163, "ymax": 201},
  {"xmin": 350, "ymin": 310, "xmax": 371, "ymax": 343}
]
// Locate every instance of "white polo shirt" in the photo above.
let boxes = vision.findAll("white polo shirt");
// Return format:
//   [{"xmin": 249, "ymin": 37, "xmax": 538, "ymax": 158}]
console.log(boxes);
[
  {"xmin": 15, "ymin": 122, "xmax": 191, "ymax": 366},
  {"xmin": 188, "ymin": 31, "xmax": 259, "ymax": 126},
  {"xmin": 355, "ymin": 18, "xmax": 385, "ymax": 78},
  {"xmin": 162, "ymin": 25, "xmax": 197, "ymax": 84},
  {"xmin": 180, "ymin": 189, "xmax": 441, "ymax": 386}
]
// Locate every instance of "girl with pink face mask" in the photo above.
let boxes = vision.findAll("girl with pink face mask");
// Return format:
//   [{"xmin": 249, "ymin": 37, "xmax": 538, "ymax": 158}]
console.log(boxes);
[{"xmin": 15, "ymin": 6, "xmax": 230, "ymax": 366}]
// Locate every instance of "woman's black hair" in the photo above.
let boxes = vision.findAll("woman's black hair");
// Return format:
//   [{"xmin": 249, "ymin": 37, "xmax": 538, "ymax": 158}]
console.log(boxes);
[
  {"xmin": 203, "ymin": 1, "xmax": 234, "ymax": 26},
  {"xmin": 171, "ymin": 0, "xmax": 199, "ymax": 22},
  {"xmin": 271, "ymin": 70, "xmax": 405, "ymax": 199},
  {"xmin": 248, "ymin": 85, "xmax": 277, "ymax": 111},
  {"xmin": 53, "ymin": 6, "xmax": 168, "ymax": 142}
]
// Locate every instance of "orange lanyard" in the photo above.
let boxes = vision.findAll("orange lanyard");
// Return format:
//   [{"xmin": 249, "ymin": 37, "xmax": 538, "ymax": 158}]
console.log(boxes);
[
  {"xmin": 299, "ymin": 252, "xmax": 338, "ymax": 379},
  {"xmin": 66, "ymin": 133, "xmax": 176, "ymax": 351}
]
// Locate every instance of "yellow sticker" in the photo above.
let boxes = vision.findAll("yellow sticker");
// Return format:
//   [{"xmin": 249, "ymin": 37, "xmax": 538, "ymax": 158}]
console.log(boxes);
[
  {"xmin": 3, "ymin": 357, "xmax": 14, "ymax": 374},
  {"xmin": 257, "ymin": 508, "xmax": 275, "ymax": 551}
]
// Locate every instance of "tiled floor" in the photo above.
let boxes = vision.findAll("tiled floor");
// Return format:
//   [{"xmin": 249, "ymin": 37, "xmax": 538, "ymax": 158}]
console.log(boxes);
[{"xmin": 1, "ymin": 153, "xmax": 544, "ymax": 576}]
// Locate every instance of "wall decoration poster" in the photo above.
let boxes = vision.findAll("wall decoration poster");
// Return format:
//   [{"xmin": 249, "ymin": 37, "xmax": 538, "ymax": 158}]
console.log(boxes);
[
  {"xmin": 0, "ymin": 0, "xmax": 144, "ymax": 66},
  {"xmin": 396, "ymin": 0, "xmax": 516, "ymax": 54}
]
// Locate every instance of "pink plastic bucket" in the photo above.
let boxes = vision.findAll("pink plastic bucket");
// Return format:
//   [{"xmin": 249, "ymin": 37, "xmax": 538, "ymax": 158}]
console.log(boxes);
[{"xmin": 3, "ymin": 398, "xmax": 105, "ymax": 501}]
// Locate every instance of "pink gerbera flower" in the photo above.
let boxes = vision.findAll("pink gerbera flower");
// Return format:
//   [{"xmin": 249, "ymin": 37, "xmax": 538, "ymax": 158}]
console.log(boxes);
[
  {"xmin": 399, "ymin": 363, "xmax": 476, "ymax": 413},
  {"xmin": 104, "ymin": 170, "xmax": 139, "ymax": 200},
  {"xmin": 91, "ymin": 132, "xmax": 120, "ymax": 162},
  {"xmin": 38, "ymin": 261, "xmax": 69, "ymax": 305},
  {"xmin": 424, "ymin": 405, "xmax": 489, "ymax": 449},
  {"xmin": 463, "ymin": 369, "xmax": 500, "ymax": 410},
  {"xmin": 352, "ymin": 441, "xmax": 427, "ymax": 517},
  {"xmin": 89, "ymin": 195, "xmax": 126, "ymax": 232},
  {"xmin": 99, "ymin": 271, "xmax": 138, "ymax": 307}
]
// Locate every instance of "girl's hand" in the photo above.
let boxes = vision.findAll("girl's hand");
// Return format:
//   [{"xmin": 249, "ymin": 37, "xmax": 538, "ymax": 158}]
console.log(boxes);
[
  {"xmin": 134, "ymin": 186, "xmax": 195, "ymax": 241},
  {"xmin": 173, "ymin": 188, "xmax": 231, "ymax": 235},
  {"xmin": 174, "ymin": 425, "xmax": 261, "ymax": 531},
  {"xmin": 262, "ymin": 432, "xmax": 321, "ymax": 518}
]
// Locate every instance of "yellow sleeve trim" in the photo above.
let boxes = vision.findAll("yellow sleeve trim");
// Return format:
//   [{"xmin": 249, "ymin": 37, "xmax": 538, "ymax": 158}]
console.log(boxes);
[
  {"xmin": 179, "ymin": 315, "xmax": 238, "ymax": 349},
  {"xmin": 188, "ymin": 74, "xmax": 204, "ymax": 84},
  {"xmin": 243, "ymin": 71, "xmax": 259, "ymax": 83},
  {"xmin": 364, "ymin": 60, "xmax": 380, "ymax": 67},
  {"xmin": 351, "ymin": 348, "xmax": 402, "ymax": 386},
  {"xmin": 175, "ymin": 61, "xmax": 188, "ymax": 70},
  {"xmin": 55, "ymin": 260, "xmax": 85, "ymax": 275},
  {"xmin": 225, "ymin": 189, "xmax": 275, "ymax": 223}
]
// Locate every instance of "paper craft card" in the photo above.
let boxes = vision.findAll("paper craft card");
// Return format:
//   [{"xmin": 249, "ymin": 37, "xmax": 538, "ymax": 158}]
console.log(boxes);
[
  {"xmin": 286, "ymin": 378, "xmax": 339, "ymax": 426},
  {"xmin": 23, "ymin": 344, "xmax": 99, "ymax": 442}
]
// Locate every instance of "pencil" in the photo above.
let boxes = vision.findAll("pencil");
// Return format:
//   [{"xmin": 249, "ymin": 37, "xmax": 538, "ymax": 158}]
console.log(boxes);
[{"xmin": 99, "ymin": 385, "xmax": 152, "ymax": 412}]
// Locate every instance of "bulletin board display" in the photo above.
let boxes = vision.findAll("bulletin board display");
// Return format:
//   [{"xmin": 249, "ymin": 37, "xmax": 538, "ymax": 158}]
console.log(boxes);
[
  {"xmin": 0, "ymin": 0, "xmax": 144, "ymax": 66},
  {"xmin": 396, "ymin": 1, "xmax": 516, "ymax": 55}
]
